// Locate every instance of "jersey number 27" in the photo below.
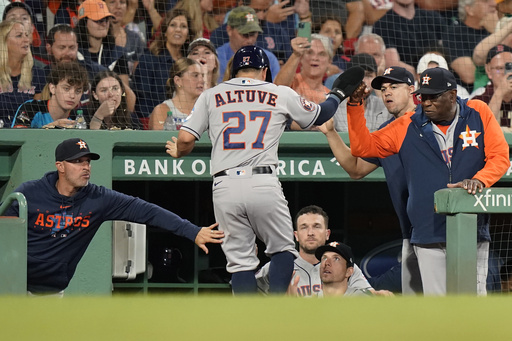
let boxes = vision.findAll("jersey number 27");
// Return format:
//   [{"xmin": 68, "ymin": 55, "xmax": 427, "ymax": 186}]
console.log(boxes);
[{"xmin": 223, "ymin": 111, "xmax": 271, "ymax": 150}]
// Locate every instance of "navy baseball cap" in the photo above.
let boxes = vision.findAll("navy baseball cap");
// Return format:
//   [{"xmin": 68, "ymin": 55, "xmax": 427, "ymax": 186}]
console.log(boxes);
[
  {"xmin": 371, "ymin": 66, "xmax": 414, "ymax": 89},
  {"xmin": 55, "ymin": 138, "xmax": 100, "ymax": 162},
  {"xmin": 486, "ymin": 44, "xmax": 512, "ymax": 64},
  {"xmin": 2, "ymin": 1, "xmax": 34, "ymax": 21},
  {"xmin": 413, "ymin": 68, "xmax": 457, "ymax": 95},
  {"xmin": 315, "ymin": 241, "xmax": 354, "ymax": 267}
]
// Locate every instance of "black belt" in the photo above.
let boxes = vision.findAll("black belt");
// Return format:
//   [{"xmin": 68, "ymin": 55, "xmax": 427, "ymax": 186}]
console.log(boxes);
[{"xmin": 214, "ymin": 166, "xmax": 273, "ymax": 178}]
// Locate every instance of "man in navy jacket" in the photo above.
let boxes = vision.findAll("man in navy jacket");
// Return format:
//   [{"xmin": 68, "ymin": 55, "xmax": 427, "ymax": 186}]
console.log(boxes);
[{"xmin": 3, "ymin": 138, "xmax": 224, "ymax": 295}]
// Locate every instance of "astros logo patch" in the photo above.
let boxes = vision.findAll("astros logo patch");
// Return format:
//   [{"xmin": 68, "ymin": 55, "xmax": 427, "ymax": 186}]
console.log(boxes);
[
  {"xmin": 76, "ymin": 140, "xmax": 88, "ymax": 149},
  {"xmin": 383, "ymin": 67, "xmax": 394, "ymax": 75},
  {"xmin": 245, "ymin": 13, "xmax": 255, "ymax": 22},
  {"xmin": 422, "ymin": 75, "xmax": 432, "ymax": 85},
  {"xmin": 328, "ymin": 241, "xmax": 339, "ymax": 247},
  {"xmin": 459, "ymin": 125, "xmax": 481, "ymax": 150},
  {"xmin": 300, "ymin": 98, "xmax": 315, "ymax": 111}
]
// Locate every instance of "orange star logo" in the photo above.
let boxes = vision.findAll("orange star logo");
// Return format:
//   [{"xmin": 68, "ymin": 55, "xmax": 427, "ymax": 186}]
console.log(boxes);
[
  {"xmin": 76, "ymin": 140, "xmax": 87, "ymax": 149},
  {"xmin": 383, "ymin": 67, "xmax": 394, "ymax": 75},
  {"xmin": 459, "ymin": 125, "xmax": 481, "ymax": 150},
  {"xmin": 422, "ymin": 75, "xmax": 431, "ymax": 85},
  {"xmin": 328, "ymin": 241, "xmax": 340, "ymax": 247},
  {"xmin": 245, "ymin": 13, "xmax": 255, "ymax": 22}
]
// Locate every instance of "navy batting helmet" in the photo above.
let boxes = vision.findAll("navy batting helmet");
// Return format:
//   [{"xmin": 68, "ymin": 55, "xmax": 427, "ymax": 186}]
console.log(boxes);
[{"xmin": 231, "ymin": 45, "xmax": 272, "ymax": 82}]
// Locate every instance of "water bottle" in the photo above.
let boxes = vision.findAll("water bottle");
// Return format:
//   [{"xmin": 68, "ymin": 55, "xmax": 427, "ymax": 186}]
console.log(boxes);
[
  {"xmin": 75, "ymin": 109, "xmax": 87, "ymax": 129},
  {"xmin": 163, "ymin": 110, "xmax": 176, "ymax": 131}
]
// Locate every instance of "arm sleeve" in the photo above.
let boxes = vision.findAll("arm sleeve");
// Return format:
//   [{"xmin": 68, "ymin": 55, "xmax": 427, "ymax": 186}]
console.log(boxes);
[
  {"xmin": 467, "ymin": 100, "xmax": 510, "ymax": 187},
  {"xmin": 101, "ymin": 188, "xmax": 201, "ymax": 241},
  {"xmin": 314, "ymin": 95, "xmax": 341, "ymax": 125},
  {"xmin": 347, "ymin": 101, "xmax": 406, "ymax": 158}
]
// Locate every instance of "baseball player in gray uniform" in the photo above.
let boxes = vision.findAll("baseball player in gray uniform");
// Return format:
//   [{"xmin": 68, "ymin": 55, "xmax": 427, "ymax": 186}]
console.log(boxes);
[
  {"xmin": 166, "ymin": 45, "xmax": 364, "ymax": 294},
  {"xmin": 256, "ymin": 205, "xmax": 390, "ymax": 297}
]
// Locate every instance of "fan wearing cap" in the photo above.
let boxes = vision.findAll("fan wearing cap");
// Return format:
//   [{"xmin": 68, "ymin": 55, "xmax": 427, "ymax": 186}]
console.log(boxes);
[
  {"xmin": 472, "ymin": 44, "xmax": 512, "ymax": 128},
  {"xmin": 187, "ymin": 38, "xmax": 220, "ymax": 89},
  {"xmin": 166, "ymin": 45, "xmax": 364, "ymax": 295},
  {"xmin": 331, "ymin": 53, "xmax": 389, "ymax": 133},
  {"xmin": 319, "ymin": 66, "xmax": 422, "ymax": 295},
  {"xmin": 345, "ymin": 67, "xmax": 510, "ymax": 295},
  {"xmin": 2, "ymin": 138, "xmax": 224, "ymax": 295},
  {"xmin": 74, "ymin": 0, "xmax": 137, "ymax": 114},
  {"xmin": 216, "ymin": 6, "xmax": 281, "ymax": 84}
]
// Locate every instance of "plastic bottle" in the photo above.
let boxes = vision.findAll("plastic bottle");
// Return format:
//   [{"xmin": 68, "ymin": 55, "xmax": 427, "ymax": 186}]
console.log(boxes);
[
  {"xmin": 163, "ymin": 110, "xmax": 176, "ymax": 131},
  {"xmin": 75, "ymin": 109, "xmax": 87, "ymax": 129}
]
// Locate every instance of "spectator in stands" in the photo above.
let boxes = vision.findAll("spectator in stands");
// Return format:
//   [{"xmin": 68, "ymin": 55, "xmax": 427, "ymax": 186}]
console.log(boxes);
[
  {"xmin": 132, "ymin": 8, "xmax": 195, "ymax": 117},
  {"xmin": 53, "ymin": 0, "xmax": 80, "ymax": 28},
  {"xmin": 87, "ymin": 70, "xmax": 138, "ymax": 129},
  {"xmin": 3, "ymin": 2, "xmax": 45, "ymax": 67},
  {"xmin": 149, "ymin": 58, "xmax": 204, "ymax": 130},
  {"xmin": 11, "ymin": 62, "xmax": 88, "ymax": 129},
  {"xmin": 187, "ymin": 37, "xmax": 219, "ymax": 89},
  {"xmin": 500, "ymin": 259, "xmax": 512, "ymax": 292},
  {"xmin": 415, "ymin": 0, "xmax": 459, "ymax": 19},
  {"xmin": 308, "ymin": 1, "xmax": 363, "ymax": 55},
  {"xmin": 315, "ymin": 15, "xmax": 347, "ymax": 75},
  {"xmin": 372, "ymin": 0, "xmax": 447, "ymax": 75},
  {"xmin": 216, "ymin": 6, "xmax": 280, "ymax": 84},
  {"xmin": 44, "ymin": 24, "xmax": 107, "ymax": 86},
  {"xmin": 331, "ymin": 53, "xmax": 389, "ymax": 132},
  {"xmin": 0, "ymin": 20, "xmax": 45, "ymax": 127},
  {"xmin": 209, "ymin": 0, "xmax": 292, "ymax": 63},
  {"xmin": 355, "ymin": 33, "xmax": 387, "ymax": 76},
  {"xmin": 106, "ymin": 0, "xmax": 146, "ymax": 76},
  {"xmin": 173, "ymin": 0, "xmax": 218, "ymax": 39},
  {"xmin": 274, "ymin": 33, "xmax": 333, "ymax": 130},
  {"xmin": 472, "ymin": 44, "xmax": 512, "ymax": 129},
  {"xmin": 472, "ymin": 15, "xmax": 512, "ymax": 90},
  {"xmin": 265, "ymin": 0, "xmax": 311, "ymax": 45},
  {"xmin": 325, "ymin": 33, "xmax": 387, "ymax": 89},
  {"xmin": 442, "ymin": 0, "xmax": 497, "ymax": 91},
  {"xmin": 75, "ymin": 0, "xmax": 137, "ymax": 113}
]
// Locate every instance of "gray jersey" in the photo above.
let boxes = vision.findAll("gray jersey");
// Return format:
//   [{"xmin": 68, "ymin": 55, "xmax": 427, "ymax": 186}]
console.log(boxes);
[
  {"xmin": 182, "ymin": 78, "xmax": 321, "ymax": 175},
  {"xmin": 256, "ymin": 255, "xmax": 373, "ymax": 297}
]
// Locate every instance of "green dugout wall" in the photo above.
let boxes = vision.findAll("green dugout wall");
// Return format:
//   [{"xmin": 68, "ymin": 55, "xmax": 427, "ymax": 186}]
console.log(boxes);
[{"xmin": 1, "ymin": 130, "xmax": 511, "ymax": 295}]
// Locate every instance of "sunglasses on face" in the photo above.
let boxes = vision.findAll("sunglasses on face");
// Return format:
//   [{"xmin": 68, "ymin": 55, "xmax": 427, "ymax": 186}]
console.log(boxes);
[{"xmin": 92, "ymin": 17, "xmax": 110, "ymax": 24}]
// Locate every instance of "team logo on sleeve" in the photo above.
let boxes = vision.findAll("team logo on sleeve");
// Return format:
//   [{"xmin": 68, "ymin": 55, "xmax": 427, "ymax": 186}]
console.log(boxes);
[
  {"xmin": 459, "ymin": 125, "xmax": 481, "ymax": 150},
  {"xmin": 300, "ymin": 98, "xmax": 315, "ymax": 111}
]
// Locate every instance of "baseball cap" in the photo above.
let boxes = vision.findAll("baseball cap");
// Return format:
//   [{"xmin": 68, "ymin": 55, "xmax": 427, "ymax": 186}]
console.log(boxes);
[
  {"xmin": 371, "ymin": 66, "xmax": 414, "ymax": 89},
  {"xmin": 2, "ymin": 1, "xmax": 33, "ymax": 21},
  {"xmin": 416, "ymin": 53, "xmax": 449, "ymax": 74},
  {"xmin": 55, "ymin": 138, "xmax": 100, "ymax": 162},
  {"xmin": 227, "ymin": 6, "xmax": 263, "ymax": 35},
  {"xmin": 315, "ymin": 241, "xmax": 354, "ymax": 267},
  {"xmin": 486, "ymin": 44, "xmax": 512, "ymax": 64},
  {"xmin": 413, "ymin": 68, "xmax": 457, "ymax": 95},
  {"xmin": 348, "ymin": 53, "xmax": 377, "ymax": 73},
  {"xmin": 187, "ymin": 38, "xmax": 218, "ymax": 57},
  {"xmin": 78, "ymin": 0, "xmax": 114, "ymax": 21}
]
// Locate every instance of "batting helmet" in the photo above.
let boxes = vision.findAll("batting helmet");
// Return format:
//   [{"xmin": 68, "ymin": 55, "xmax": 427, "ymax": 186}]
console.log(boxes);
[{"xmin": 231, "ymin": 45, "xmax": 272, "ymax": 82}]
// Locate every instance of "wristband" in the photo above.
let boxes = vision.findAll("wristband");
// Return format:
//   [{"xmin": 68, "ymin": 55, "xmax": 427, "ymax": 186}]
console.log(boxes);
[{"xmin": 92, "ymin": 115, "xmax": 103, "ymax": 123}]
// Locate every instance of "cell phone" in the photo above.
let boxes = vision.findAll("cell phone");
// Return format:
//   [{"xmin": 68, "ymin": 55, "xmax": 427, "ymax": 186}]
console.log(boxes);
[
  {"xmin": 297, "ymin": 22, "xmax": 311, "ymax": 43},
  {"xmin": 506, "ymin": 62, "xmax": 512, "ymax": 80}
]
